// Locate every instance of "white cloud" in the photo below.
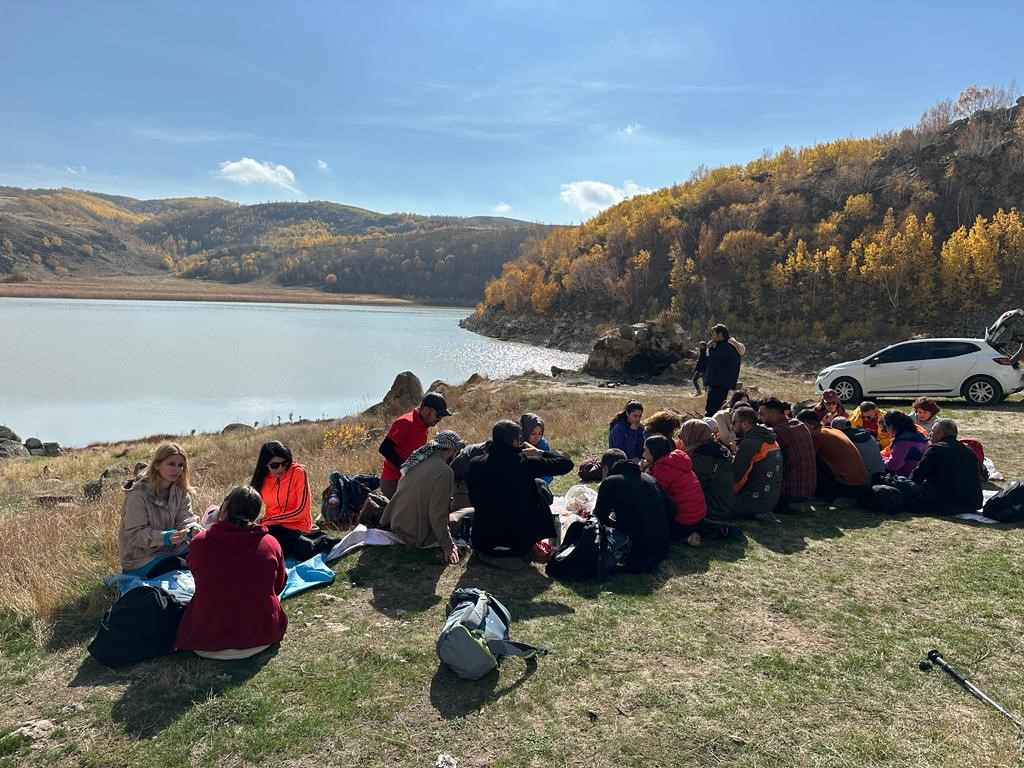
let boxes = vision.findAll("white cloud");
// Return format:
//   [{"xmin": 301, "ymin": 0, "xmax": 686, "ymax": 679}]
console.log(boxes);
[
  {"xmin": 559, "ymin": 180, "xmax": 653, "ymax": 215},
  {"xmin": 617, "ymin": 123, "xmax": 643, "ymax": 137},
  {"xmin": 317, "ymin": 159, "xmax": 330, "ymax": 171},
  {"xmin": 492, "ymin": 201, "xmax": 512, "ymax": 213},
  {"xmin": 132, "ymin": 126, "xmax": 254, "ymax": 145},
  {"xmin": 216, "ymin": 157, "xmax": 300, "ymax": 193},
  {"xmin": 64, "ymin": 165, "xmax": 86, "ymax": 175}
]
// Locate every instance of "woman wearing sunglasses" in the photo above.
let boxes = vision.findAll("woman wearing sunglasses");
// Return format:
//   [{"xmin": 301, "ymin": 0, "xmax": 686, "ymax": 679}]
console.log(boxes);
[{"xmin": 250, "ymin": 441, "xmax": 337, "ymax": 560}]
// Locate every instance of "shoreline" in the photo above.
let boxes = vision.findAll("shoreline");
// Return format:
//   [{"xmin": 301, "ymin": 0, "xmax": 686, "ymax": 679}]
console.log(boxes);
[{"xmin": 0, "ymin": 275, "xmax": 428, "ymax": 308}]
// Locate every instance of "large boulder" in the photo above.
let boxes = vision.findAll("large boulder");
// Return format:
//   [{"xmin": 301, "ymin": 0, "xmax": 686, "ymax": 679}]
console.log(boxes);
[
  {"xmin": 0, "ymin": 426, "xmax": 20, "ymax": 443},
  {"xmin": 363, "ymin": 371, "xmax": 424, "ymax": 417},
  {"xmin": 0, "ymin": 439, "xmax": 29, "ymax": 459},
  {"xmin": 222, "ymin": 422, "xmax": 256, "ymax": 434},
  {"xmin": 583, "ymin": 321, "xmax": 695, "ymax": 380}
]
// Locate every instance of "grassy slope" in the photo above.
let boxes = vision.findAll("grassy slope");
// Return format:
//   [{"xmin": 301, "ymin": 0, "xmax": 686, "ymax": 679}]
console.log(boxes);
[{"xmin": 1, "ymin": 369, "xmax": 1023, "ymax": 768}]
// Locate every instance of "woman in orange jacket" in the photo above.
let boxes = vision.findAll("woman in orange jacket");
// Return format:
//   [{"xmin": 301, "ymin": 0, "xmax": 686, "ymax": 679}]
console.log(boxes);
[{"xmin": 250, "ymin": 441, "xmax": 337, "ymax": 560}]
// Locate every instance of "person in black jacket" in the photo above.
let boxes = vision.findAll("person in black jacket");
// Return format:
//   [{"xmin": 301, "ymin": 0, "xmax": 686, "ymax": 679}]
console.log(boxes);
[
  {"xmin": 704, "ymin": 324, "xmax": 746, "ymax": 417},
  {"xmin": 468, "ymin": 420, "xmax": 574, "ymax": 567},
  {"xmin": 593, "ymin": 449, "xmax": 672, "ymax": 573},
  {"xmin": 910, "ymin": 418, "xmax": 983, "ymax": 515}
]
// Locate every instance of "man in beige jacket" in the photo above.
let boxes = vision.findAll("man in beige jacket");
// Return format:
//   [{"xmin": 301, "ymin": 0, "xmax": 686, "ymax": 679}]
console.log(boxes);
[{"xmin": 379, "ymin": 430, "xmax": 465, "ymax": 564}]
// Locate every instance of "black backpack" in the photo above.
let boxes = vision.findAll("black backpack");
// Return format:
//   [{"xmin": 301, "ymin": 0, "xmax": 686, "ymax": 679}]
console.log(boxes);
[
  {"xmin": 862, "ymin": 484, "xmax": 905, "ymax": 513},
  {"xmin": 545, "ymin": 518, "xmax": 630, "ymax": 582},
  {"xmin": 88, "ymin": 585, "xmax": 186, "ymax": 668},
  {"xmin": 983, "ymin": 479, "xmax": 1024, "ymax": 523}
]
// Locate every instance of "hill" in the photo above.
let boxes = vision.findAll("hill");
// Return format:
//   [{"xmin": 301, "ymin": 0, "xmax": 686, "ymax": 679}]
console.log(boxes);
[
  {"xmin": 0, "ymin": 189, "xmax": 553, "ymax": 303},
  {"xmin": 467, "ymin": 87, "xmax": 1024, "ymax": 349}
]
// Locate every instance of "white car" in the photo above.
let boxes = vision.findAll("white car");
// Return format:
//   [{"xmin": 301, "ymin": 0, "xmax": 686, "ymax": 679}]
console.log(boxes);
[{"xmin": 815, "ymin": 309, "xmax": 1024, "ymax": 406}]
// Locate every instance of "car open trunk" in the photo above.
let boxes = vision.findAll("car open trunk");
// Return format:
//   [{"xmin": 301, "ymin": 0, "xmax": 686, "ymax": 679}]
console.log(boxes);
[{"xmin": 985, "ymin": 308, "xmax": 1024, "ymax": 349}]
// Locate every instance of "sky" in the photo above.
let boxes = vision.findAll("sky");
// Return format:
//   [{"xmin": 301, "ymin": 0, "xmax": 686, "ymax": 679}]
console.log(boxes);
[{"xmin": 1, "ymin": 1, "xmax": 1021, "ymax": 224}]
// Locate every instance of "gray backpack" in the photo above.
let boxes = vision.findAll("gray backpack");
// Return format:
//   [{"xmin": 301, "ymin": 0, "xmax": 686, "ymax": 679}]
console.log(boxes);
[{"xmin": 436, "ymin": 588, "xmax": 548, "ymax": 680}]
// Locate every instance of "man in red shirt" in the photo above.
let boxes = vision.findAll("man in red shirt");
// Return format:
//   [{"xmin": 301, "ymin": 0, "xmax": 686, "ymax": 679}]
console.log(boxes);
[{"xmin": 378, "ymin": 392, "xmax": 451, "ymax": 498}]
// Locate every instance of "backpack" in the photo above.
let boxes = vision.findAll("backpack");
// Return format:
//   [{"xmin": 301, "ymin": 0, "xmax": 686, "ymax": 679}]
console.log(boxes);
[
  {"xmin": 983, "ymin": 479, "xmax": 1024, "ymax": 523},
  {"xmin": 959, "ymin": 438, "xmax": 988, "ymax": 481},
  {"xmin": 578, "ymin": 459, "xmax": 603, "ymax": 483},
  {"xmin": 878, "ymin": 473, "xmax": 923, "ymax": 512},
  {"xmin": 436, "ymin": 588, "xmax": 548, "ymax": 680},
  {"xmin": 321, "ymin": 472, "xmax": 381, "ymax": 526},
  {"xmin": 87, "ymin": 585, "xmax": 186, "ymax": 668},
  {"xmin": 862, "ymin": 484, "xmax": 905, "ymax": 513},
  {"xmin": 545, "ymin": 517, "xmax": 631, "ymax": 582}
]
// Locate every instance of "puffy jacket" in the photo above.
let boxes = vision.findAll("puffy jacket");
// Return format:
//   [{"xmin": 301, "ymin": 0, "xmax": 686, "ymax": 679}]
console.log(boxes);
[
  {"xmin": 594, "ymin": 461, "xmax": 671, "ymax": 573},
  {"xmin": 608, "ymin": 419, "xmax": 645, "ymax": 461},
  {"xmin": 911, "ymin": 437, "xmax": 983, "ymax": 515},
  {"xmin": 883, "ymin": 431, "xmax": 930, "ymax": 477},
  {"xmin": 649, "ymin": 449, "xmax": 707, "ymax": 526},
  {"xmin": 732, "ymin": 425, "xmax": 782, "ymax": 515},
  {"xmin": 118, "ymin": 478, "xmax": 196, "ymax": 571},
  {"xmin": 690, "ymin": 440, "xmax": 735, "ymax": 518}
]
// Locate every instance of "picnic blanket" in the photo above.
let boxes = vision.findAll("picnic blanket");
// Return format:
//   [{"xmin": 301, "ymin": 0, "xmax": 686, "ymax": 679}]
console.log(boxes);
[
  {"xmin": 106, "ymin": 553, "xmax": 336, "ymax": 603},
  {"xmin": 952, "ymin": 489, "xmax": 1001, "ymax": 524}
]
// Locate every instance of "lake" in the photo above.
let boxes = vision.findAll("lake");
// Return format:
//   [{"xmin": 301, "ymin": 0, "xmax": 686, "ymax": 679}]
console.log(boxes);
[{"xmin": 1, "ymin": 297, "xmax": 587, "ymax": 447}]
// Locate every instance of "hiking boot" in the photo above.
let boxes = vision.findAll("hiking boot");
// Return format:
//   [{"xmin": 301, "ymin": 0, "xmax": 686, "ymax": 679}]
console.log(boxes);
[{"xmin": 686, "ymin": 532, "xmax": 702, "ymax": 547}]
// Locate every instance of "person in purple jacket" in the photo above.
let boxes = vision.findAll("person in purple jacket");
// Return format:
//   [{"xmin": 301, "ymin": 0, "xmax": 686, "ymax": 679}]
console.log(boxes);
[
  {"xmin": 881, "ymin": 411, "xmax": 930, "ymax": 477},
  {"xmin": 608, "ymin": 400, "xmax": 645, "ymax": 461}
]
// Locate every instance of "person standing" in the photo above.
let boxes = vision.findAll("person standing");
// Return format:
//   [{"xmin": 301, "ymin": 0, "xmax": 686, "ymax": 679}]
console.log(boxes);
[
  {"xmin": 378, "ymin": 392, "xmax": 451, "ymax": 498},
  {"xmin": 703, "ymin": 324, "xmax": 745, "ymax": 417},
  {"xmin": 692, "ymin": 341, "xmax": 709, "ymax": 396}
]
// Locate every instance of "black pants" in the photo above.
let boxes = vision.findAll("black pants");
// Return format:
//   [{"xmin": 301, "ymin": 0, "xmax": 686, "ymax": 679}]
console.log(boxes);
[
  {"xmin": 267, "ymin": 525, "xmax": 337, "ymax": 561},
  {"xmin": 816, "ymin": 458, "xmax": 865, "ymax": 502},
  {"xmin": 705, "ymin": 386, "xmax": 730, "ymax": 417},
  {"xmin": 692, "ymin": 370, "xmax": 705, "ymax": 393}
]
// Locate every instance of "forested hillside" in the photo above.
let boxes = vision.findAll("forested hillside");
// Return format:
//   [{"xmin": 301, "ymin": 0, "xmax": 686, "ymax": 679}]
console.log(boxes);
[
  {"xmin": 469, "ymin": 87, "xmax": 1024, "ymax": 345},
  {"xmin": 0, "ymin": 189, "xmax": 551, "ymax": 303}
]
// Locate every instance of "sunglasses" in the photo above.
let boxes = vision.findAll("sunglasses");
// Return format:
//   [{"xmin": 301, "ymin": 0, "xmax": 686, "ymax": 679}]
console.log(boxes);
[{"xmin": 267, "ymin": 460, "xmax": 288, "ymax": 469}]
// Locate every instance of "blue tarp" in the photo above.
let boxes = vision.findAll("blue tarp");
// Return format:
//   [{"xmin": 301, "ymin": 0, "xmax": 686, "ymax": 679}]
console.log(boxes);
[{"xmin": 106, "ymin": 553, "xmax": 335, "ymax": 603}]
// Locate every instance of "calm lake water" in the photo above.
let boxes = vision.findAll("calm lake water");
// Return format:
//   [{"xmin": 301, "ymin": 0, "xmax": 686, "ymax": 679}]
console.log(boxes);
[{"xmin": 1, "ymin": 298, "xmax": 586, "ymax": 447}]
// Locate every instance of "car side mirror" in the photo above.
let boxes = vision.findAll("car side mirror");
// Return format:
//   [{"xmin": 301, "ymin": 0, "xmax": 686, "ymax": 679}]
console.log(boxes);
[{"xmin": 868, "ymin": 358, "xmax": 880, "ymax": 367}]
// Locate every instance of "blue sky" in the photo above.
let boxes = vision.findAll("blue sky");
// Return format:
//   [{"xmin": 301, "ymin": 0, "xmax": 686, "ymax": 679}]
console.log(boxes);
[{"xmin": 1, "ymin": 1, "xmax": 1020, "ymax": 224}]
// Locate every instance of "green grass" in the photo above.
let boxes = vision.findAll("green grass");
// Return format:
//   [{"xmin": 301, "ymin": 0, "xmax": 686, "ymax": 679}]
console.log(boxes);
[{"xmin": 3, "ymin": 379, "xmax": 1024, "ymax": 767}]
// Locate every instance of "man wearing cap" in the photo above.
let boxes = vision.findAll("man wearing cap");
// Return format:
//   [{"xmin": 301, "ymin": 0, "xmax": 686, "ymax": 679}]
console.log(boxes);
[
  {"xmin": 812, "ymin": 389, "xmax": 849, "ymax": 427},
  {"xmin": 380, "ymin": 430, "xmax": 466, "ymax": 564},
  {"xmin": 378, "ymin": 392, "xmax": 451, "ymax": 499}
]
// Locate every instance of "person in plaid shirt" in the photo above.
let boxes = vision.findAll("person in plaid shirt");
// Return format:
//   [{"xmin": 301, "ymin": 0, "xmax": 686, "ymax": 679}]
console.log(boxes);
[{"xmin": 758, "ymin": 397, "xmax": 816, "ymax": 513}]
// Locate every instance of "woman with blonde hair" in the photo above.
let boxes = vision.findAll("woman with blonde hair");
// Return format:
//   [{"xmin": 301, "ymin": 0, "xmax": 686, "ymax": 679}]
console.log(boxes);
[
  {"xmin": 118, "ymin": 442, "xmax": 199, "ymax": 577},
  {"xmin": 680, "ymin": 419, "xmax": 735, "ymax": 519}
]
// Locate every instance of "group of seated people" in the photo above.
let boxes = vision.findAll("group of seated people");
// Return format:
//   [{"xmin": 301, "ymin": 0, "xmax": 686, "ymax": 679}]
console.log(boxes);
[{"xmin": 116, "ymin": 388, "xmax": 987, "ymax": 660}]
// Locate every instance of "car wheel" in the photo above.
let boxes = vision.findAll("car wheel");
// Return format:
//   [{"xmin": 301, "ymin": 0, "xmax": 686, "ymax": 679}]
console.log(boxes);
[
  {"xmin": 962, "ymin": 376, "xmax": 1002, "ymax": 406},
  {"xmin": 830, "ymin": 377, "xmax": 862, "ymax": 404}
]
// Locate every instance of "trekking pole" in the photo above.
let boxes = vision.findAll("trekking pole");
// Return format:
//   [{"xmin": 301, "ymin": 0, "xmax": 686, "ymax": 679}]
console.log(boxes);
[{"xmin": 919, "ymin": 649, "xmax": 1024, "ymax": 731}]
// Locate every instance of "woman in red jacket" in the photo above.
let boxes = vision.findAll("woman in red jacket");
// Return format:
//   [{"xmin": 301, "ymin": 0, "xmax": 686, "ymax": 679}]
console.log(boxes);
[
  {"xmin": 250, "ymin": 441, "xmax": 337, "ymax": 560},
  {"xmin": 644, "ymin": 435, "xmax": 707, "ymax": 540},
  {"xmin": 176, "ymin": 486, "xmax": 287, "ymax": 659}
]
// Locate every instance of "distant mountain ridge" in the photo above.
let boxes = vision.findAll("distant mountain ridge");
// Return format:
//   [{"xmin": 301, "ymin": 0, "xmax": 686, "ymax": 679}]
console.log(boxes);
[{"xmin": 0, "ymin": 188, "xmax": 554, "ymax": 302}]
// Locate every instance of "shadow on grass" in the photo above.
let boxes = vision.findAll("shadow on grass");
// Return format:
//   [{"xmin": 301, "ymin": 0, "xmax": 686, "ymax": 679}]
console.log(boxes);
[
  {"xmin": 47, "ymin": 583, "xmax": 118, "ymax": 652},
  {"xmin": 347, "ymin": 545, "xmax": 447, "ymax": 616},
  {"xmin": 741, "ymin": 505, "xmax": 887, "ymax": 555},
  {"xmin": 68, "ymin": 645, "xmax": 278, "ymax": 738},
  {"xmin": 428, "ymin": 658, "xmax": 538, "ymax": 719},
  {"xmin": 455, "ymin": 557, "xmax": 573, "ymax": 620}
]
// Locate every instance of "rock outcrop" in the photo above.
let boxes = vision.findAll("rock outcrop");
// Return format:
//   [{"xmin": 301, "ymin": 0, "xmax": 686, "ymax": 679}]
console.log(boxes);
[
  {"xmin": 0, "ymin": 439, "xmax": 29, "ymax": 459},
  {"xmin": 363, "ymin": 371, "xmax": 424, "ymax": 417},
  {"xmin": 0, "ymin": 426, "xmax": 20, "ymax": 443},
  {"xmin": 583, "ymin": 322, "xmax": 696, "ymax": 380},
  {"xmin": 222, "ymin": 422, "xmax": 256, "ymax": 434}
]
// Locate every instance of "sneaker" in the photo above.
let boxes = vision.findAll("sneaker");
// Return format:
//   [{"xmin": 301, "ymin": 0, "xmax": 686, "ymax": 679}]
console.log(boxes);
[{"xmin": 686, "ymin": 532, "xmax": 702, "ymax": 547}]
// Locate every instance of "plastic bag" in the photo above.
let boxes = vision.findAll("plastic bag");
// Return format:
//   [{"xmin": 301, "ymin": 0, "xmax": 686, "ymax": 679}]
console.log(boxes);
[{"xmin": 563, "ymin": 484, "xmax": 598, "ymax": 516}]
